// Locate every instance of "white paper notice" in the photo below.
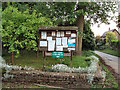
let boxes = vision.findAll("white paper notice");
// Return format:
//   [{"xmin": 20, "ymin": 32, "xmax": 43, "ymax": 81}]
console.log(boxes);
[
  {"xmin": 68, "ymin": 48, "xmax": 75, "ymax": 51},
  {"xmin": 48, "ymin": 40, "xmax": 55, "ymax": 51},
  {"xmin": 56, "ymin": 38, "xmax": 61, "ymax": 45},
  {"xmin": 57, "ymin": 32, "xmax": 61, "ymax": 37},
  {"xmin": 68, "ymin": 38, "xmax": 75, "ymax": 44},
  {"xmin": 52, "ymin": 32, "xmax": 56, "ymax": 36},
  {"xmin": 71, "ymin": 33, "xmax": 76, "ymax": 37},
  {"xmin": 66, "ymin": 31, "xmax": 71, "ymax": 34},
  {"xmin": 47, "ymin": 37, "xmax": 52, "ymax": 41},
  {"xmin": 61, "ymin": 32, "xmax": 64, "ymax": 37},
  {"xmin": 41, "ymin": 32, "xmax": 47, "ymax": 39},
  {"xmin": 62, "ymin": 37, "xmax": 68, "ymax": 47},
  {"xmin": 56, "ymin": 46, "xmax": 63, "ymax": 51},
  {"xmin": 40, "ymin": 41, "xmax": 47, "ymax": 47}
]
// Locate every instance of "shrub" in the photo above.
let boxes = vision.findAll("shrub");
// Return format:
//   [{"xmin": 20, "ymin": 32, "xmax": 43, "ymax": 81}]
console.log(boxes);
[
  {"xmin": 1, "ymin": 56, "xmax": 35, "ymax": 80},
  {"xmin": 51, "ymin": 55, "xmax": 103, "ymax": 84},
  {"xmin": 82, "ymin": 50, "xmax": 95, "ymax": 57},
  {"xmin": 111, "ymin": 40, "xmax": 120, "ymax": 49}
]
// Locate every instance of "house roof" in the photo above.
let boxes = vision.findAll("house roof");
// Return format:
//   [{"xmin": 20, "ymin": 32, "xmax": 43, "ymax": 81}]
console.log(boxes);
[
  {"xmin": 101, "ymin": 29, "xmax": 120, "ymax": 37},
  {"xmin": 38, "ymin": 26, "xmax": 78, "ymax": 31}
]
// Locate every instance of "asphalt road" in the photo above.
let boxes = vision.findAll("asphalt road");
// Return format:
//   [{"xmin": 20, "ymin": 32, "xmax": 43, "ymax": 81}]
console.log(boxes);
[{"xmin": 95, "ymin": 51, "xmax": 120, "ymax": 74}]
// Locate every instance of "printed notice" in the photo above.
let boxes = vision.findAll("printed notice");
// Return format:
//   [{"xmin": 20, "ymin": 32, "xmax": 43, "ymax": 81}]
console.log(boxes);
[
  {"xmin": 52, "ymin": 32, "xmax": 56, "ymax": 36},
  {"xmin": 62, "ymin": 37, "xmax": 68, "ymax": 47},
  {"xmin": 68, "ymin": 38, "xmax": 75, "ymax": 44},
  {"xmin": 40, "ymin": 41, "xmax": 47, "ymax": 47},
  {"xmin": 61, "ymin": 31, "xmax": 64, "ymax": 37},
  {"xmin": 56, "ymin": 46, "xmax": 63, "ymax": 51},
  {"xmin": 41, "ymin": 32, "xmax": 47, "ymax": 39},
  {"xmin": 48, "ymin": 40, "xmax": 55, "ymax": 51},
  {"xmin": 68, "ymin": 48, "xmax": 75, "ymax": 51},
  {"xmin": 57, "ymin": 32, "xmax": 61, "ymax": 37},
  {"xmin": 56, "ymin": 38, "xmax": 61, "ymax": 45},
  {"xmin": 47, "ymin": 37, "xmax": 52, "ymax": 41},
  {"xmin": 68, "ymin": 38, "xmax": 75, "ymax": 47},
  {"xmin": 66, "ymin": 31, "xmax": 71, "ymax": 34},
  {"xmin": 71, "ymin": 33, "xmax": 76, "ymax": 37}
]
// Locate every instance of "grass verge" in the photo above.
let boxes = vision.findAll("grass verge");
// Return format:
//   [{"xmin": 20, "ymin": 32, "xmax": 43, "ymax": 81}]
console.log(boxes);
[
  {"xmin": 3, "ymin": 50, "xmax": 93, "ymax": 70},
  {"xmin": 99, "ymin": 48, "xmax": 120, "ymax": 57}
]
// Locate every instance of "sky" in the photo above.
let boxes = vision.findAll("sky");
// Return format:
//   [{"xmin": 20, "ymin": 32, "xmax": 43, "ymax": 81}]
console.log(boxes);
[
  {"xmin": 91, "ymin": 11, "xmax": 118, "ymax": 37},
  {"xmin": 91, "ymin": 20, "xmax": 118, "ymax": 37}
]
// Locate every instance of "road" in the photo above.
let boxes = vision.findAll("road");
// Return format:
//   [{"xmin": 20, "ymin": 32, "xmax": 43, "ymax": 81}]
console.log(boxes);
[{"xmin": 94, "ymin": 51, "xmax": 120, "ymax": 74}]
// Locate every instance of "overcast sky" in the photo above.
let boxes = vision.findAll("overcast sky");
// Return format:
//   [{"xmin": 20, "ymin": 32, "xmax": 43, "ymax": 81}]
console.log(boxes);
[
  {"xmin": 91, "ymin": 7, "xmax": 118, "ymax": 37},
  {"xmin": 91, "ymin": 20, "xmax": 118, "ymax": 37}
]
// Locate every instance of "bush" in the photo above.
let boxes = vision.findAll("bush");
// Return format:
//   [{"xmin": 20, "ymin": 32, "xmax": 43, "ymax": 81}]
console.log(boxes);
[
  {"xmin": 51, "ymin": 55, "xmax": 99, "ymax": 73},
  {"xmin": 111, "ymin": 40, "xmax": 120, "ymax": 49},
  {"xmin": 51, "ymin": 55, "xmax": 102, "ymax": 84},
  {"xmin": 82, "ymin": 50, "xmax": 95, "ymax": 57},
  {"xmin": 96, "ymin": 40, "xmax": 106, "ymax": 50}
]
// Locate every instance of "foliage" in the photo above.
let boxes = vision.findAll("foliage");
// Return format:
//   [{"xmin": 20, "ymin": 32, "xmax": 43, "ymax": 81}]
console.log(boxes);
[
  {"xmin": 118, "ymin": 13, "xmax": 120, "ymax": 28},
  {"xmin": 51, "ymin": 55, "xmax": 100, "ymax": 84},
  {"xmin": 1, "ymin": 56, "xmax": 34, "ymax": 80},
  {"xmin": 106, "ymin": 32, "xmax": 117, "ymax": 46},
  {"xmin": 95, "ymin": 35, "xmax": 101, "ymax": 44},
  {"xmin": 98, "ymin": 62, "xmax": 118, "ymax": 88},
  {"xmin": 111, "ymin": 40, "xmax": 120, "ymax": 49},
  {"xmin": 2, "ymin": 2, "xmax": 117, "ymax": 55},
  {"xmin": 96, "ymin": 40, "xmax": 106, "ymax": 50},
  {"xmin": 3, "ymin": 50, "xmax": 94, "ymax": 70},
  {"xmin": 2, "ymin": 2, "xmax": 117, "ymax": 25},
  {"xmin": 2, "ymin": 5, "xmax": 53, "ymax": 56},
  {"xmin": 82, "ymin": 22, "xmax": 95, "ymax": 50},
  {"xmin": 82, "ymin": 50, "xmax": 95, "ymax": 57},
  {"xmin": 34, "ymin": 2, "xmax": 117, "ymax": 26}
]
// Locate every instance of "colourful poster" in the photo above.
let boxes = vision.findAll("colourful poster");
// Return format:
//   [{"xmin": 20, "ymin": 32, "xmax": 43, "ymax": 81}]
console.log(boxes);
[{"xmin": 68, "ymin": 38, "xmax": 75, "ymax": 47}]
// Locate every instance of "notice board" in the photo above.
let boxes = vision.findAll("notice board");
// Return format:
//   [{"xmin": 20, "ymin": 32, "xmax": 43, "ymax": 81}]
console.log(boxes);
[{"xmin": 38, "ymin": 26, "xmax": 78, "ymax": 57}]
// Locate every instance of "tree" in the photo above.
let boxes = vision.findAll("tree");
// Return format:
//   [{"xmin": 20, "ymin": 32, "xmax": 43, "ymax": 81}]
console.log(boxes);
[
  {"xmin": 82, "ymin": 22, "xmax": 95, "ymax": 50},
  {"xmin": 117, "ymin": 13, "xmax": 120, "ymax": 28},
  {"xmin": 106, "ymin": 32, "xmax": 117, "ymax": 46},
  {"xmin": 95, "ymin": 35, "xmax": 101, "ymax": 44},
  {"xmin": 35, "ymin": 2, "xmax": 116, "ymax": 55},
  {"xmin": 2, "ymin": 5, "xmax": 53, "ymax": 63},
  {"xmin": 2, "ymin": 2, "xmax": 117, "ymax": 56}
]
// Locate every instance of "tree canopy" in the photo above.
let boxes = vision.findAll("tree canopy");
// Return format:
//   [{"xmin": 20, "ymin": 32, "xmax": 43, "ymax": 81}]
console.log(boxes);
[
  {"xmin": 2, "ymin": 5, "xmax": 53, "ymax": 57},
  {"xmin": 2, "ymin": 2, "xmax": 117, "ymax": 56},
  {"xmin": 106, "ymin": 32, "xmax": 117, "ymax": 46},
  {"xmin": 82, "ymin": 22, "xmax": 95, "ymax": 50}
]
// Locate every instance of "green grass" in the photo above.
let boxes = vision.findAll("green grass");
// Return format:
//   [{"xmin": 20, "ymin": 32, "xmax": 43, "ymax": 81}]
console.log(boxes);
[
  {"xmin": 3, "ymin": 50, "xmax": 93, "ymax": 70},
  {"xmin": 99, "ymin": 48, "xmax": 120, "ymax": 57},
  {"xmin": 99, "ymin": 62, "xmax": 118, "ymax": 88},
  {"xmin": 91, "ymin": 55, "xmax": 118, "ymax": 88}
]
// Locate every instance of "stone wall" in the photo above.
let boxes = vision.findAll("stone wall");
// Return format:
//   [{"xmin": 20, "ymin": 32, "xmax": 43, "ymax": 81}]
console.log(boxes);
[{"xmin": 3, "ymin": 70, "xmax": 90, "ymax": 88}]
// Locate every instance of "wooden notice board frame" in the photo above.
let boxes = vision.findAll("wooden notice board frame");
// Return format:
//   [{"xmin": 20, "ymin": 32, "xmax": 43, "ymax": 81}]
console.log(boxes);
[{"xmin": 38, "ymin": 26, "xmax": 78, "ymax": 57}]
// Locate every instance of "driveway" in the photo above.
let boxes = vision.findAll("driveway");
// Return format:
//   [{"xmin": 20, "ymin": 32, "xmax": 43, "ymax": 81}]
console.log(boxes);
[{"xmin": 94, "ymin": 51, "xmax": 120, "ymax": 74}]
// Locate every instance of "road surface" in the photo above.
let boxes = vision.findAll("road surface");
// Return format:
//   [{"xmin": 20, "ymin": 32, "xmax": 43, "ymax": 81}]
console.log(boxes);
[{"xmin": 94, "ymin": 51, "xmax": 120, "ymax": 74}]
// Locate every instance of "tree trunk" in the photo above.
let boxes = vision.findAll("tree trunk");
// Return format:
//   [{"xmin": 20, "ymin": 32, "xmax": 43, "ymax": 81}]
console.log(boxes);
[
  {"xmin": 36, "ymin": 50, "xmax": 39, "ymax": 59},
  {"xmin": 11, "ymin": 52, "xmax": 13, "ymax": 64},
  {"xmin": 76, "ymin": 15, "xmax": 84, "ymax": 55}
]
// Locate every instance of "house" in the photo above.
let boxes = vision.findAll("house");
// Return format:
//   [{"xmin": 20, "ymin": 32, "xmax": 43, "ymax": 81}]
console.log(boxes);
[{"xmin": 101, "ymin": 28, "xmax": 120, "ymax": 41}]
